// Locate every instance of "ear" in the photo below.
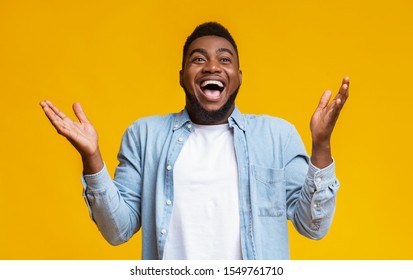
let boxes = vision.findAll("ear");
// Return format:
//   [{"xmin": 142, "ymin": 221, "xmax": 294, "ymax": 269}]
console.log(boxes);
[
  {"xmin": 179, "ymin": 70, "xmax": 183, "ymax": 87},
  {"xmin": 238, "ymin": 69, "xmax": 242, "ymax": 85}
]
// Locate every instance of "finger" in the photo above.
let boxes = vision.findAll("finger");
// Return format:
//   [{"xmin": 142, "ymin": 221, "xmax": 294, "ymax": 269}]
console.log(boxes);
[
  {"xmin": 327, "ymin": 99, "xmax": 342, "ymax": 123},
  {"xmin": 338, "ymin": 77, "xmax": 350, "ymax": 106},
  {"xmin": 41, "ymin": 103, "xmax": 59, "ymax": 124},
  {"xmin": 339, "ymin": 88, "xmax": 349, "ymax": 108},
  {"xmin": 43, "ymin": 100, "xmax": 68, "ymax": 120},
  {"xmin": 40, "ymin": 100, "xmax": 55, "ymax": 113},
  {"xmin": 317, "ymin": 90, "xmax": 332, "ymax": 110},
  {"xmin": 72, "ymin": 102, "xmax": 90, "ymax": 124},
  {"xmin": 40, "ymin": 100, "xmax": 60, "ymax": 122},
  {"xmin": 329, "ymin": 82, "xmax": 348, "ymax": 115},
  {"xmin": 335, "ymin": 77, "xmax": 350, "ymax": 101},
  {"xmin": 39, "ymin": 100, "xmax": 48, "ymax": 109},
  {"xmin": 342, "ymin": 76, "xmax": 350, "ymax": 103},
  {"xmin": 41, "ymin": 104, "xmax": 69, "ymax": 134},
  {"xmin": 40, "ymin": 100, "xmax": 75, "ymax": 135}
]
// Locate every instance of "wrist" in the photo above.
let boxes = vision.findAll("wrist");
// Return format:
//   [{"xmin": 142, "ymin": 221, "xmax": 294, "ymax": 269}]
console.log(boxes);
[
  {"xmin": 311, "ymin": 141, "xmax": 332, "ymax": 169},
  {"xmin": 311, "ymin": 137, "xmax": 331, "ymax": 150},
  {"xmin": 81, "ymin": 148, "xmax": 104, "ymax": 174}
]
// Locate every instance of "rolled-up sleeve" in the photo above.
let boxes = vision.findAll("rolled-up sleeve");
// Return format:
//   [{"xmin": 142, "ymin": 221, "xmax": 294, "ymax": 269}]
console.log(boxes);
[{"xmin": 285, "ymin": 124, "xmax": 340, "ymax": 240}]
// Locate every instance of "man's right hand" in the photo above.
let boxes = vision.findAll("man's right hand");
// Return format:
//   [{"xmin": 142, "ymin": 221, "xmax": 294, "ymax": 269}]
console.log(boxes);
[{"xmin": 40, "ymin": 100, "xmax": 104, "ymax": 174}]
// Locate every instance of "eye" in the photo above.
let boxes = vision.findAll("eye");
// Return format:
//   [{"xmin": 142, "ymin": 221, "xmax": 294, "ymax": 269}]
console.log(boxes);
[
  {"xmin": 192, "ymin": 57, "xmax": 206, "ymax": 64},
  {"xmin": 220, "ymin": 57, "xmax": 231, "ymax": 63}
]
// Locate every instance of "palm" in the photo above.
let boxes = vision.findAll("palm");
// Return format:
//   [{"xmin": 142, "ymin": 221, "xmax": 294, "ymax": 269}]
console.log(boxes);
[
  {"xmin": 40, "ymin": 100, "xmax": 98, "ymax": 157},
  {"xmin": 65, "ymin": 118, "xmax": 98, "ymax": 156},
  {"xmin": 310, "ymin": 100, "xmax": 337, "ymax": 143},
  {"xmin": 310, "ymin": 77, "xmax": 349, "ymax": 145}
]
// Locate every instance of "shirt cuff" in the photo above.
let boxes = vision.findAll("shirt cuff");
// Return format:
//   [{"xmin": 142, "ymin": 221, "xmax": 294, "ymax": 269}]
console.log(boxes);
[
  {"xmin": 81, "ymin": 162, "xmax": 112, "ymax": 192},
  {"xmin": 306, "ymin": 158, "xmax": 338, "ymax": 191}
]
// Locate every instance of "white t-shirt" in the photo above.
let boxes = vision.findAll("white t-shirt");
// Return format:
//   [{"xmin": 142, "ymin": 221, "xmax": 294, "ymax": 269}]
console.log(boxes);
[{"xmin": 163, "ymin": 123, "xmax": 242, "ymax": 260}]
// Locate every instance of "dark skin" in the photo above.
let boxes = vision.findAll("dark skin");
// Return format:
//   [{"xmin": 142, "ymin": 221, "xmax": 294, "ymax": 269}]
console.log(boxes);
[
  {"xmin": 40, "ymin": 35, "xmax": 349, "ymax": 173},
  {"xmin": 180, "ymin": 36, "xmax": 242, "ymax": 125},
  {"xmin": 310, "ymin": 78, "xmax": 349, "ymax": 168}
]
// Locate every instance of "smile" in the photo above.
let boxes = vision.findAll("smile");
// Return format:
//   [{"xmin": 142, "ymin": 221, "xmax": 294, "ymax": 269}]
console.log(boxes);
[{"xmin": 199, "ymin": 80, "xmax": 226, "ymax": 100}]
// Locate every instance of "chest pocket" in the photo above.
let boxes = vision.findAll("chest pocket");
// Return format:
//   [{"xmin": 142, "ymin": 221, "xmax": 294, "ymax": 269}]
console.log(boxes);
[{"xmin": 251, "ymin": 165, "xmax": 286, "ymax": 217}]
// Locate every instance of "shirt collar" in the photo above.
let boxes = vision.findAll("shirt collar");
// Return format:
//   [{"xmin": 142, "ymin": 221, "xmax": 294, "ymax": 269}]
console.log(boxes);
[
  {"xmin": 228, "ymin": 105, "xmax": 246, "ymax": 132},
  {"xmin": 173, "ymin": 109, "xmax": 192, "ymax": 131},
  {"xmin": 173, "ymin": 105, "xmax": 246, "ymax": 132}
]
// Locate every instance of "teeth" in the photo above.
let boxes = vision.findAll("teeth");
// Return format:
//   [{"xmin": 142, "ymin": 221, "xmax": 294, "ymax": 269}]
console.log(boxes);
[{"xmin": 201, "ymin": 80, "xmax": 224, "ymax": 88}]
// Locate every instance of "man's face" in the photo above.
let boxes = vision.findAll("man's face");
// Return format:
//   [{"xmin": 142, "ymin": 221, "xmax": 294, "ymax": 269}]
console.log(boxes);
[{"xmin": 180, "ymin": 35, "xmax": 242, "ymax": 124}]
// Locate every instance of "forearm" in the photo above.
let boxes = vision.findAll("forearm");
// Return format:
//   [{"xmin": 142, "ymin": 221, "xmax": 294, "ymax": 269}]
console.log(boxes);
[{"xmin": 82, "ymin": 164, "xmax": 140, "ymax": 245}]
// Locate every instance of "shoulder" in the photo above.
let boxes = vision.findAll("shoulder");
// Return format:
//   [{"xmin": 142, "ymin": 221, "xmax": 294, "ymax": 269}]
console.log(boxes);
[
  {"xmin": 240, "ymin": 112, "xmax": 307, "ymax": 163},
  {"xmin": 125, "ymin": 113, "xmax": 177, "ymax": 136}
]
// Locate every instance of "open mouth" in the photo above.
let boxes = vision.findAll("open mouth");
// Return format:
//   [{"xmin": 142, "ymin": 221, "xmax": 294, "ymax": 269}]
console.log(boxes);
[{"xmin": 200, "ymin": 80, "xmax": 225, "ymax": 100}]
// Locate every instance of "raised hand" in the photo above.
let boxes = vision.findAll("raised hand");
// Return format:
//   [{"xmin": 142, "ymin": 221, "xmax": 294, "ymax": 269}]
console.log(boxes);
[
  {"xmin": 310, "ymin": 77, "xmax": 350, "ymax": 168},
  {"xmin": 40, "ymin": 100, "xmax": 103, "ymax": 174}
]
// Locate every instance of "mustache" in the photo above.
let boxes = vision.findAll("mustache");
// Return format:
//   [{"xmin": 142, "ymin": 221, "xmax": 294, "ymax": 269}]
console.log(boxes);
[{"xmin": 183, "ymin": 86, "xmax": 240, "ymax": 124}]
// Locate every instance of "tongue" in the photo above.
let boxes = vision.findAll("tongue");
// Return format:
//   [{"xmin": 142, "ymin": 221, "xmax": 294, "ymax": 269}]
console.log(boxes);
[{"xmin": 203, "ymin": 89, "xmax": 221, "ymax": 99}]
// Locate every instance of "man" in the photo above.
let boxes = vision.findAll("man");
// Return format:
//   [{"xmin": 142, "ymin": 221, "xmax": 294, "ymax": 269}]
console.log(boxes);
[{"xmin": 40, "ymin": 22, "xmax": 349, "ymax": 259}]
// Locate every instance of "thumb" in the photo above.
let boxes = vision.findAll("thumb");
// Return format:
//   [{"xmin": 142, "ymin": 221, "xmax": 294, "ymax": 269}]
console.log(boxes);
[{"xmin": 72, "ymin": 102, "xmax": 90, "ymax": 123}]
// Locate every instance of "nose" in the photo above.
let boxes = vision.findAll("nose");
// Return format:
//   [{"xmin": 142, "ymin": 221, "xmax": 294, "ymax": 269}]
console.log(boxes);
[{"xmin": 202, "ymin": 59, "xmax": 222, "ymax": 74}]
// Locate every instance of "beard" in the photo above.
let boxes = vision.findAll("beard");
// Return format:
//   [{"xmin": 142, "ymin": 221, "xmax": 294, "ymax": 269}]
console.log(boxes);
[{"xmin": 183, "ymin": 86, "xmax": 240, "ymax": 124}]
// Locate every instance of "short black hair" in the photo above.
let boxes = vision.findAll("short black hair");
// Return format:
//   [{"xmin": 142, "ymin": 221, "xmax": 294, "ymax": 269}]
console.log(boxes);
[{"xmin": 182, "ymin": 22, "xmax": 239, "ymax": 68}]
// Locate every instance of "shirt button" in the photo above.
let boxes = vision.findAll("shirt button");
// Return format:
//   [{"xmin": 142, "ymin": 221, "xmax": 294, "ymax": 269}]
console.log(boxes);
[
  {"xmin": 240, "ymin": 125, "xmax": 244, "ymax": 130},
  {"xmin": 178, "ymin": 137, "xmax": 183, "ymax": 142},
  {"xmin": 173, "ymin": 124, "xmax": 178, "ymax": 129},
  {"xmin": 166, "ymin": 199, "xmax": 172, "ymax": 205},
  {"xmin": 166, "ymin": 165, "xmax": 172, "ymax": 171},
  {"xmin": 161, "ymin": 229, "xmax": 167, "ymax": 235},
  {"xmin": 315, "ymin": 177, "xmax": 322, "ymax": 183},
  {"xmin": 187, "ymin": 124, "xmax": 192, "ymax": 129}
]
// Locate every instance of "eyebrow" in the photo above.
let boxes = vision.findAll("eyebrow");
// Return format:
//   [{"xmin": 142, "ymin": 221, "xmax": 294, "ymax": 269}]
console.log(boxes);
[
  {"xmin": 189, "ymin": 48, "xmax": 208, "ymax": 57},
  {"xmin": 216, "ymin": 48, "xmax": 233, "ymax": 56},
  {"xmin": 189, "ymin": 47, "xmax": 234, "ymax": 57}
]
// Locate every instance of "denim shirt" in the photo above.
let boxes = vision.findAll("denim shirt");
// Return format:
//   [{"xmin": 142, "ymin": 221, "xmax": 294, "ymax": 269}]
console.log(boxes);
[{"xmin": 82, "ymin": 106, "xmax": 339, "ymax": 260}]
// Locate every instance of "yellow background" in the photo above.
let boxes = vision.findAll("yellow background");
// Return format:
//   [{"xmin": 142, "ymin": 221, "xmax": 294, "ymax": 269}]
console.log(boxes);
[{"xmin": 1, "ymin": 0, "xmax": 412, "ymax": 259}]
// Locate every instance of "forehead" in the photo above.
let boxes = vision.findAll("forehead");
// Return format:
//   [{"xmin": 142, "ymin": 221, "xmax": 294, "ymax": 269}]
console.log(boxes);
[{"xmin": 186, "ymin": 35, "xmax": 237, "ymax": 56}]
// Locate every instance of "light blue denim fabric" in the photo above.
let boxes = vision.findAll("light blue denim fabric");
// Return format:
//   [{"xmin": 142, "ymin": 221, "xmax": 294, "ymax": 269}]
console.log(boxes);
[{"xmin": 82, "ymin": 106, "xmax": 339, "ymax": 260}]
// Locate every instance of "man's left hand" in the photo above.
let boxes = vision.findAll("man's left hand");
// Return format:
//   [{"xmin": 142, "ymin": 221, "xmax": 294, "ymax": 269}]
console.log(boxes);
[{"xmin": 310, "ymin": 77, "xmax": 349, "ymax": 168}]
